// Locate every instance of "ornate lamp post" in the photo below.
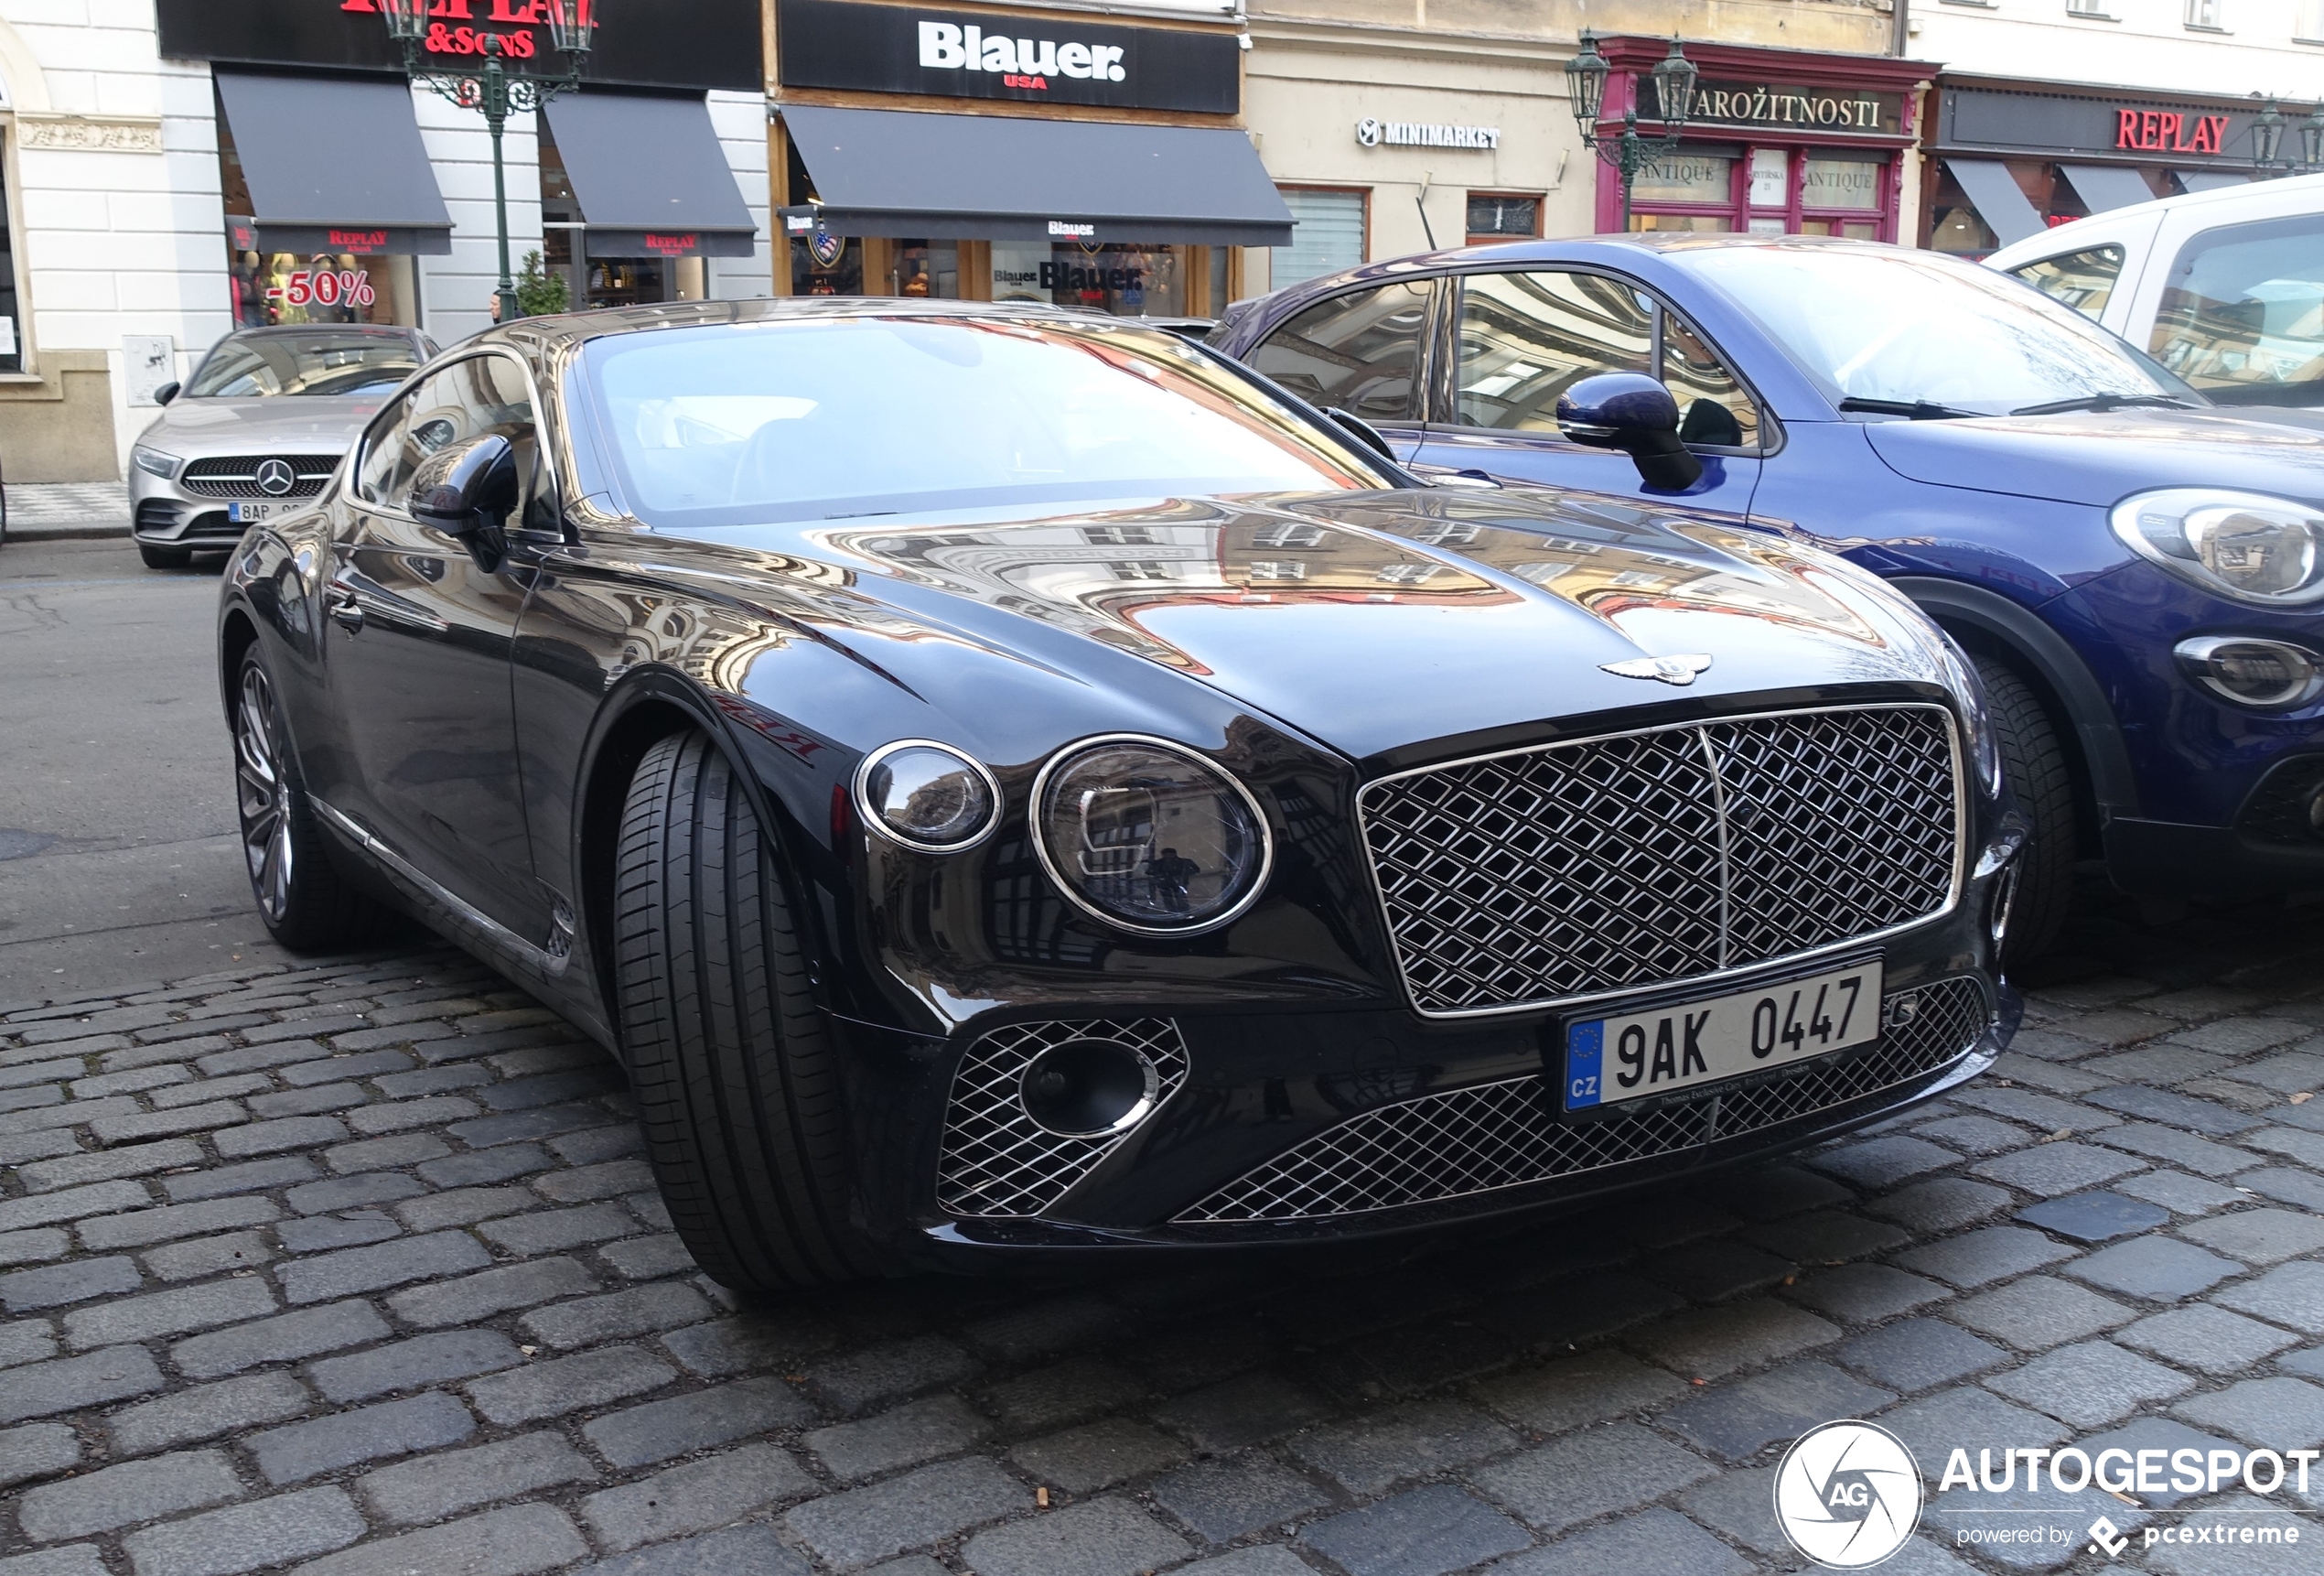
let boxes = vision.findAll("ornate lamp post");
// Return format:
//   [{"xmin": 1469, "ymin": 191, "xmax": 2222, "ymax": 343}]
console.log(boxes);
[
  {"xmin": 375, "ymin": 0, "xmax": 599, "ymax": 322},
  {"xmin": 1565, "ymin": 34, "xmax": 1698, "ymax": 232},
  {"xmin": 2299, "ymin": 103, "xmax": 2324, "ymax": 175},
  {"xmin": 2253, "ymin": 98, "xmax": 2288, "ymax": 176}
]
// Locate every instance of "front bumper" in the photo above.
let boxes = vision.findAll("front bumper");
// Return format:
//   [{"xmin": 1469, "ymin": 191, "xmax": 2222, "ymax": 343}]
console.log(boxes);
[
  {"xmin": 130, "ymin": 456, "xmax": 336, "ymax": 549},
  {"xmin": 2106, "ymin": 753, "xmax": 2324, "ymax": 896}
]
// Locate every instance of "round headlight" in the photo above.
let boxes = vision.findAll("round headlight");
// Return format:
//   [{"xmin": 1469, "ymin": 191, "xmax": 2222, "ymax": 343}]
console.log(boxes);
[
  {"xmin": 1033, "ymin": 736, "xmax": 1271, "ymax": 934},
  {"xmin": 2111, "ymin": 489, "xmax": 2324, "ymax": 605},
  {"xmin": 855, "ymin": 741, "xmax": 1000, "ymax": 852}
]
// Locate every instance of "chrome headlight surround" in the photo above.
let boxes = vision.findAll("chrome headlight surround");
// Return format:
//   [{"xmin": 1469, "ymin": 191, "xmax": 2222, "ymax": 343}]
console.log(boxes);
[
  {"xmin": 852, "ymin": 739, "xmax": 1002, "ymax": 854},
  {"xmin": 2111, "ymin": 488, "xmax": 2324, "ymax": 606},
  {"xmin": 1030, "ymin": 733, "xmax": 1274, "ymax": 937},
  {"xmin": 132, "ymin": 445, "xmax": 179, "ymax": 480}
]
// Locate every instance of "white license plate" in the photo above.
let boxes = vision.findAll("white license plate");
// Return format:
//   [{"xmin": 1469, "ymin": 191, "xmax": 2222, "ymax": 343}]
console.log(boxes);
[
  {"xmin": 227, "ymin": 501, "xmax": 277, "ymax": 524},
  {"xmin": 1563, "ymin": 959, "xmax": 1884, "ymax": 1111}
]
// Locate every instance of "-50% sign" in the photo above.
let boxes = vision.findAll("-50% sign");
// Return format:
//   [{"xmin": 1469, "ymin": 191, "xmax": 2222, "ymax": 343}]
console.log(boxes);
[{"xmin": 270, "ymin": 271, "xmax": 377, "ymax": 309}]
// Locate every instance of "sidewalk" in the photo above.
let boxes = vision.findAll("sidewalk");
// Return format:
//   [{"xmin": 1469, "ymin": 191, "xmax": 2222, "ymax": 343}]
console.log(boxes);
[{"xmin": 6, "ymin": 482, "xmax": 133, "ymax": 541}]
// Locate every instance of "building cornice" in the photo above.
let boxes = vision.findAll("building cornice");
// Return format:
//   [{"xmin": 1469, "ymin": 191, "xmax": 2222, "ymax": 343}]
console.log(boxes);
[{"xmin": 12, "ymin": 113, "xmax": 165, "ymax": 153}]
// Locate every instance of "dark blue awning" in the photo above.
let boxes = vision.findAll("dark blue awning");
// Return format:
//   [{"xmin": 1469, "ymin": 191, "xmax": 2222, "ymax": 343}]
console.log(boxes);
[{"xmin": 216, "ymin": 70, "xmax": 451, "ymax": 254}]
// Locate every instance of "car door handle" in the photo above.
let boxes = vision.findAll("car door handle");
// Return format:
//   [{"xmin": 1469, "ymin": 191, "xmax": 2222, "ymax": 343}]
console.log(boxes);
[{"xmin": 328, "ymin": 595, "xmax": 364, "ymax": 633}]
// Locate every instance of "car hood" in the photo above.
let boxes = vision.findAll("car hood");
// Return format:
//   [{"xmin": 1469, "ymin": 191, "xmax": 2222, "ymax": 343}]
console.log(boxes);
[
  {"xmin": 1863, "ymin": 406, "xmax": 2324, "ymax": 509},
  {"xmin": 137, "ymin": 395, "xmax": 382, "ymax": 456},
  {"xmin": 709, "ymin": 488, "xmax": 1966, "ymax": 762}
]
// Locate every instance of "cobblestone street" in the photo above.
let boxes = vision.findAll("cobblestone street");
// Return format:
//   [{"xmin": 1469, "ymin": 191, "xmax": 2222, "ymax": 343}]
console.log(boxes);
[{"xmin": 3, "ymin": 888, "xmax": 2323, "ymax": 1576}]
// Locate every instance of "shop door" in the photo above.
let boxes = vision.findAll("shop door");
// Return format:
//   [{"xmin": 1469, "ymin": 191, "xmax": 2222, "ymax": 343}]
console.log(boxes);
[
  {"xmin": 1240, "ymin": 279, "xmax": 1433, "ymax": 461},
  {"xmin": 1406, "ymin": 269, "xmax": 1761, "ymax": 513}
]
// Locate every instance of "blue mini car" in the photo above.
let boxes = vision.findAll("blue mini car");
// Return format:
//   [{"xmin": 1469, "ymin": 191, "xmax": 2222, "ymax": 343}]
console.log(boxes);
[{"xmin": 1211, "ymin": 235, "xmax": 2324, "ymax": 960}]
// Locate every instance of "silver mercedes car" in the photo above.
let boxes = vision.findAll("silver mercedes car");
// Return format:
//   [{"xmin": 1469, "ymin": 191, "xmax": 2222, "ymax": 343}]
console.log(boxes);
[{"xmin": 129, "ymin": 325, "xmax": 435, "ymax": 569}]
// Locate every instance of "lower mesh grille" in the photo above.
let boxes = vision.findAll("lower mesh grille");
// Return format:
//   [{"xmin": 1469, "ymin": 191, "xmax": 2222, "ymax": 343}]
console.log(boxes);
[
  {"xmin": 937, "ymin": 1018, "xmax": 1189, "ymax": 1219},
  {"xmin": 1177, "ymin": 977, "xmax": 1987, "ymax": 1224},
  {"xmin": 2236, "ymin": 758, "xmax": 2324, "ymax": 847}
]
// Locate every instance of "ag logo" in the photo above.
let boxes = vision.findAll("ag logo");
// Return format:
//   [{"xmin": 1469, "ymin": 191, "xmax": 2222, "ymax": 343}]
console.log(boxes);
[
  {"xmin": 1355, "ymin": 117, "xmax": 1382, "ymax": 146},
  {"xmin": 1773, "ymin": 1420, "xmax": 1922, "ymax": 1569}
]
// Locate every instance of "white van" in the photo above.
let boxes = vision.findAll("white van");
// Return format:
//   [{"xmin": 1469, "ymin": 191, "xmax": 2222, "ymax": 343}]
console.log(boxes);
[{"xmin": 1985, "ymin": 172, "xmax": 2324, "ymax": 412}]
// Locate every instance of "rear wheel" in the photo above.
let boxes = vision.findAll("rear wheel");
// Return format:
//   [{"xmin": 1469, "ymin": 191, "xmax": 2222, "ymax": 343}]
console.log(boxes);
[
  {"xmin": 140, "ymin": 543, "xmax": 191, "ymax": 570},
  {"xmin": 231, "ymin": 647, "xmax": 389, "ymax": 951},
  {"xmin": 1974, "ymin": 653, "xmax": 2076, "ymax": 967},
  {"xmin": 613, "ymin": 729, "xmax": 875, "ymax": 1293}
]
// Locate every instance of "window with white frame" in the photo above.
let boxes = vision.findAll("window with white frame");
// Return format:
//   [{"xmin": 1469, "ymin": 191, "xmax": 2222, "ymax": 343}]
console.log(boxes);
[
  {"xmin": 2299, "ymin": 0, "xmax": 2324, "ymax": 38},
  {"xmin": 2186, "ymin": 0, "xmax": 2222, "ymax": 27},
  {"xmin": 1272, "ymin": 189, "xmax": 1368, "ymax": 289},
  {"xmin": 2066, "ymin": 0, "xmax": 2112, "ymax": 17}
]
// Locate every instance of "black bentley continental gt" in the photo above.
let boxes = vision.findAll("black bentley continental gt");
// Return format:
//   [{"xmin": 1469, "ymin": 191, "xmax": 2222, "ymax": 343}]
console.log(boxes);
[{"xmin": 218, "ymin": 299, "xmax": 2021, "ymax": 1292}]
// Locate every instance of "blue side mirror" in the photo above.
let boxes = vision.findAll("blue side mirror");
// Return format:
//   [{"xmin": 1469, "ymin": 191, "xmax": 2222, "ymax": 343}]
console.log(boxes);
[{"xmin": 1555, "ymin": 372, "xmax": 1705, "ymax": 492}]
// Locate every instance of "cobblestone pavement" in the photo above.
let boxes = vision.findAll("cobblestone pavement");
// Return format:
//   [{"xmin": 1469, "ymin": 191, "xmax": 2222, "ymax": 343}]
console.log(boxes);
[{"xmin": 4, "ymin": 889, "xmax": 2323, "ymax": 1576}]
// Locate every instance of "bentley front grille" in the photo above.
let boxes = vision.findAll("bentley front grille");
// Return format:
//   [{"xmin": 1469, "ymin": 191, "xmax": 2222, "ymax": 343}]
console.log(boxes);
[
  {"xmin": 936, "ymin": 1018, "xmax": 1189, "ymax": 1219},
  {"xmin": 1177, "ymin": 976, "xmax": 1987, "ymax": 1225},
  {"xmin": 1361, "ymin": 704, "xmax": 1962, "ymax": 1017},
  {"xmin": 181, "ymin": 456, "xmax": 336, "ymax": 499}
]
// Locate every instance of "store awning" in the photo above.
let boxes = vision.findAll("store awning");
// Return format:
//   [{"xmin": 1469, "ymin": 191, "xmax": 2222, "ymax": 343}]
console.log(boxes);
[
  {"xmin": 2059, "ymin": 164, "xmax": 2159, "ymax": 215},
  {"xmin": 543, "ymin": 93, "xmax": 759, "ymax": 259},
  {"xmin": 780, "ymin": 105, "xmax": 1295, "ymax": 247},
  {"xmin": 215, "ymin": 71, "xmax": 451, "ymax": 255},
  {"xmin": 2181, "ymin": 171, "xmax": 2250, "ymax": 193},
  {"xmin": 1942, "ymin": 158, "xmax": 2046, "ymax": 248}
]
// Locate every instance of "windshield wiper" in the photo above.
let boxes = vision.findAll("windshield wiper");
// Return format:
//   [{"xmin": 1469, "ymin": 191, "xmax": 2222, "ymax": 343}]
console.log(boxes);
[
  {"xmin": 2007, "ymin": 393, "xmax": 2198, "ymax": 416},
  {"xmin": 1835, "ymin": 397, "xmax": 1982, "ymax": 421}
]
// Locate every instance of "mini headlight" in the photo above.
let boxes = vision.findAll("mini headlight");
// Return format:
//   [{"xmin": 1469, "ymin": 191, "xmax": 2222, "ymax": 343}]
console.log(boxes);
[
  {"xmin": 132, "ymin": 446, "xmax": 179, "ymax": 480},
  {"xmin": 2111, "ymin": 488, "xmax": 2324, "ymax": 605},
  {"xmin": 2173, "ymin": 635, "xmax": 2324, "ymax": 709},
  {"xmin": 1033, "ymin": 736, "xmax": 1271, "ymax": 934},
  {"xmin": 854, "ymin": 741, "xmax": 999, "ymax": 852}
]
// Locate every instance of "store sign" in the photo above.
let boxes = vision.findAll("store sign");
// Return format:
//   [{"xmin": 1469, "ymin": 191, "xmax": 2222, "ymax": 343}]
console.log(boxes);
[
  {"xmin": 2115, "ymin": 109, "xmax": 2230, "ymax": 154},
  {"xmin": 1354, "ymin": 118, "xmax": 1502, "ymax": 150},
  {"xmin": 1943, "ymin": 88, "xmax": 2257, "ymax": 165},
  {"xmin": 1643, "ymin": 78, "xmax": 1902, "ymax": 135},
  {"xmin": 153, "ymin": 0, "xmax": 759, "ymax": 93},
  {"xmin": 777, "ymin": 0, "xmax": 1239, "ymax": 114},
  {"xmin": 1632, "ymin": 152, "xmax": 1733, "ymax": 203}
]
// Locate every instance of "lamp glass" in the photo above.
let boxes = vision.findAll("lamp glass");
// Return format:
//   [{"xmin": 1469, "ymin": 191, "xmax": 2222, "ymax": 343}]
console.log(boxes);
[
  {"xmin": 1565, "ymin": 35, "xmax": 1609, "ymax": 129},
  {"xmin": 376, "ymin": 0, "xmax": 428, "ymax": 42},
  {"xmin": 543, "ymin": 0, "xmax": 598, "ymax": 56},
  {"xmin": 2254, "ymin": 100, "xmax": 2286, "ymax": 167},
  {"xmin": 2301, "ymin": 107, "xmax": 2324, "ymax": 170}
]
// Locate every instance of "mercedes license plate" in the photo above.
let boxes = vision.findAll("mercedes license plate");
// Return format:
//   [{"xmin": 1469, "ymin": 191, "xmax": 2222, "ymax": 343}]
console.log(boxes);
[
  {"xmin": 1563, "ymin": 959, "xmax": 1883, "ymax": 1112},
  {"xmin": 227, "ymin": 501, "xmax": 277, "ymax": 524}
]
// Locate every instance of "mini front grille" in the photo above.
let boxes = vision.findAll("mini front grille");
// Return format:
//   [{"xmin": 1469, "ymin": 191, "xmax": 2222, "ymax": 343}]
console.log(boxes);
[
  {"xmin": 180, "ymin": 455, "xmax": 336, "ymax": 499},
  {"xmin": 936, "ymin": 1018, "xmax": 1189, "ymax": 1218},
  {"xmin": 1177, "ymin": 976, "xmax": 1987, "ymax": 1224},
  {"xmin": 1361, "ymin": 705, "xmax": 1962, "ymax": 1017}
]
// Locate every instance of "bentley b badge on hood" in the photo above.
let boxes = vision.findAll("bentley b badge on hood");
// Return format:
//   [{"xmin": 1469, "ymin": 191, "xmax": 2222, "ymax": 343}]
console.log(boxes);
[{"xmin": 1600, "ymin": 653, "xmax": 1715, "ymax": 685}]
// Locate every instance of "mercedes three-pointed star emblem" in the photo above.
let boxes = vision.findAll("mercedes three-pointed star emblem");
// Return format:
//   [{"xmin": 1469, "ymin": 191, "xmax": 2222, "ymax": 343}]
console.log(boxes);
[
  {"xmin": 1600, "ymin": 653, "xmax": 1714, "ymax": 686},
  {"xmin": 254, "ymin": 458, "xmax": 298, "ymax": 498}
]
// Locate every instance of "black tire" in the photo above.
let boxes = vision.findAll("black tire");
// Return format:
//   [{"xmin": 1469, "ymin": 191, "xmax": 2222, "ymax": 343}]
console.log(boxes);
[
  {"xmin": 231, "ymin": 646, "xmax": 390, "ymax": 951},
  {"xmin": 614, "ymin": 729, "xmax": 873, "ymax": 1293},
  {"xmin": 1974, "ymin": 653, "xmax": 2076, "ymax": 967},
  {"xmin": 140, "ymin": 543, "xmax": 192, "ymax": 570}
]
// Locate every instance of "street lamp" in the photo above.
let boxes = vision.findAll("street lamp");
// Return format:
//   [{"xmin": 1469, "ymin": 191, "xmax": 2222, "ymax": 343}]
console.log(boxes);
[
  {"xmin": 2300, "ymin": 103, "xmax": 2324, "ymax": 174},
  {"xmin": 1566, "ymin": 34, "xmax": 1698, "ymax": 232},
  {"xmin": 376, "ymin": 0, "xmax": 599, "ymax": 323},
  {"xmin": 2252, "ymin": 98, "xmax": 2287, "ymax": 175}
]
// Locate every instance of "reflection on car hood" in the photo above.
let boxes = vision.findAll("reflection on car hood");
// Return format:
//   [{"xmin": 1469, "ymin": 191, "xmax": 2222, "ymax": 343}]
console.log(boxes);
[
  {"xmin": 134, "ymin": 395, "xmax": 382, "ymax": 458},
  {"xmin": 1864, "ymin": 406, "xmax": 2324, "ymax": 509},
  {"xmin": 728, "ymin": 488, "xmax": 1961, "ymax": 761}
]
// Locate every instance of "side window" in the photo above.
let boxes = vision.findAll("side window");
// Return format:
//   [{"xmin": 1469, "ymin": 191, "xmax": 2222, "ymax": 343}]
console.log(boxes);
[
  {"xmin": 353, "ymin": 393, "xmax": 416, "ymax": 506},
  {"xmin": 1245, "ymin": 280, "xmax": 1430, "ymax": 422},
  {"xmin": 1663, "ymin": 313, "xmax": 1760, "ymax": 449},
  {"xmin": 359, "ymin": 354, "xmax": 541, "ymax": 517},
  {"xmin": 1453, "ymin": 271, "xmax": 1652, "ymax": 431},
  {"xmin": 2007, "ymin": 245, "xmax": 2125, "ymax": 318},
  {"xmin": 2148, "ymin": 215, "xmax": 2324, "ymax": 405}
]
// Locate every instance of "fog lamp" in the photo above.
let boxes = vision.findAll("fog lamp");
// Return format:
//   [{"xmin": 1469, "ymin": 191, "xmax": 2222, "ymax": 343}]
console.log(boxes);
[
  {"xmin": 1018, "ymin": 1036, "xmax": 1160, "ymax": 1138},
  {"xmin": 2173, "ymin": 636, "xmax": 2324, "ymax": 709},
  {"xmin": 855, "ymin": 741, "xmax": 1000, "ymax": 852}
]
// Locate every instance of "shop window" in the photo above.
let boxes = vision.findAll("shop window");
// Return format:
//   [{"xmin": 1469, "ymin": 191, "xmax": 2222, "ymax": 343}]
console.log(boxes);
[
  {"xmin": 220, "ymin": 98, "xmax": 414, "ymax": 331},
  {"xmin": 1245, "ymin": 279, "xmax": 1429, "ymax": 421},
  {"xmin": 1630, "ymin": 150, "xmax": 1737, "ymax": 232},
  {"xmin": 1273, "ymin": 188, "xmax": 1367, "ymax": 288},
  {"xmin": 1466, "ymin": 194, "xmax": 1542, "ymax": 243},
  {"xmin": 2007, "ymin": 245, "xmax": 2126, "ymax": 318},
  {"xmin": 2148, "ymin": 213, "xmax": 2324, "ymax": 404},
  {"xmin": 1453, "ymin": 271, "xmax": 1652, "ymax": 431},
  {"xmin": 994, "ymin": 242, "xmax": 1188, "ymax": 316},
  {"xmin": 1800, "ymin": 157, "xmax": 1886, "ymax": 241},
  {"xmin": 890, "ymin": 241, "xmax": 960, "ymax": 298}
]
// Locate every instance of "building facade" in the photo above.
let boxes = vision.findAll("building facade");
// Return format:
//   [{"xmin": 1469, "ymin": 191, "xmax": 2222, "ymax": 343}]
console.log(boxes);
[
  {"xmin": 0, "ymin": 0, "xmax": 773, "ymax": 484},
  {"xmin": 1910, "ymin": 0, "xmax": 2323, "ymax": 249}
]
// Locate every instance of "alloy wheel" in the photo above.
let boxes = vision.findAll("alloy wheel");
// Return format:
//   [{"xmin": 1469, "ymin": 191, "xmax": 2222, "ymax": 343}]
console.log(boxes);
[{"xmin": 234, "ymin": 663, "xmax": 295, "ymax": 923}]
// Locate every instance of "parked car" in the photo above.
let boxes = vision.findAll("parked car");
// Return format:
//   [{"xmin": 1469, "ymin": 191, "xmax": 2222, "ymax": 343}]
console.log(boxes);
[
  {"xmin": 1986, "ymin": 171, "xmax": 2324, "ymax": 412},
  {"xmin": 218, "ymin": 299, "xmax": 2016, "ymax": 1290},
  {"xmin": 131, "ymin": 324, "xmax": 436, "ymax": 569},
  {"xmin": 1212, "ymin": 236, "xmax": 2324, "ymax": 960}
]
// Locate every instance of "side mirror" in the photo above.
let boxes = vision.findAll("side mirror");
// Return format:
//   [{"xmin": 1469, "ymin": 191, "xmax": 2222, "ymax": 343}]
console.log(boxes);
[
  {"xmin": 154, "ymin": 382, "xmax": 180, "ymax": 406},
  {"xmin": 1327, "ymin": 406, "xmax": 1395, "ymax": 461},
  {"xmin": 1555, "ymin": 372, "xmax": 1705, "ymax": 492},
  {"xmin": 408, "ymin": 433, "xmax": 519, "ymax": 539}
]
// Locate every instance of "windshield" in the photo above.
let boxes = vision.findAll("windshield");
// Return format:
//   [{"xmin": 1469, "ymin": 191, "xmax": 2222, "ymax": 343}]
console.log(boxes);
[
  {"xmin": 581, "ymin": 315, "xmax": 1397, "ymax": 527},
  {"xmin": 1680, "ymin": 243, "xmax": 2195, "ymax": 417},
  {"xmin": 186, "ymin": 332, "xmax": 423, "ymax": 398}
]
